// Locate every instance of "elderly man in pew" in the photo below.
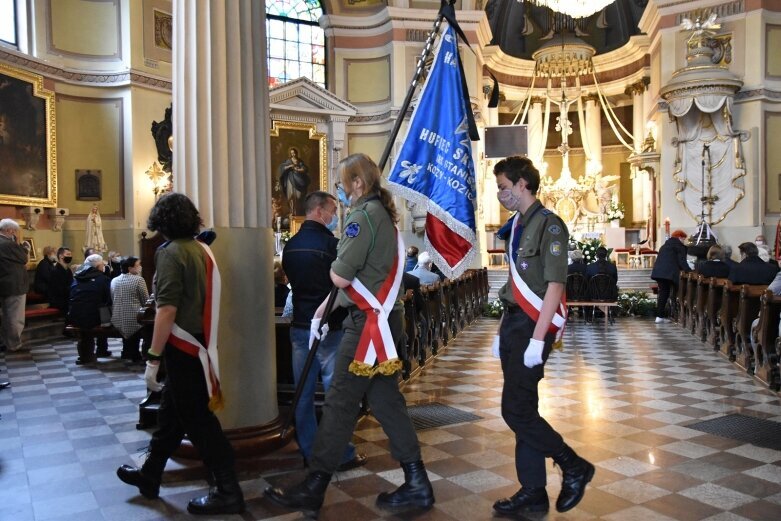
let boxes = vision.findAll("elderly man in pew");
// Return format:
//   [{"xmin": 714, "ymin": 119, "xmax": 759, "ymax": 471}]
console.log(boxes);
[
  {"xmin": 729, "ymin": 242, "xmax": 779, "ymax": 285},
  {"xmin": 68, "ymin": 254, "xmax": 112, "ymax": 365}
]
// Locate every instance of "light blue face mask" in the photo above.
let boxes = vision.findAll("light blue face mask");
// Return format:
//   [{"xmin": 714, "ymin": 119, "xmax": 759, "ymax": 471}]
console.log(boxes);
[
  {"xmin": 336, "ymin": 185, "xmax": 351, "ymax": 207},
  {"xmin": 326, "ymin": 213, "xmax": 338, "ymax": 232}
]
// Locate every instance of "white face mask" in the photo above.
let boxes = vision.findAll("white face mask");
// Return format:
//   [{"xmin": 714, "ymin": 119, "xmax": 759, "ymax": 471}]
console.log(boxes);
[
  {"xmin": 48, "ymin": 254, "xmax": 57, "ymax": 262},
  {"xmin": 497, "ymin": 187, "xmax": 522, "ymax": 211}
]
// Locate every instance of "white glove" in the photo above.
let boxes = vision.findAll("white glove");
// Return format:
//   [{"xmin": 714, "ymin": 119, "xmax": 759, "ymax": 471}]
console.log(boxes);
[
  {"xmin": 491, "ymin": 335, "xmax": 500, "ymax": 358},
  {"xmin": 309, "ymin": 317, "xmax": 329, "ymax": 350},
  {"xmin": 523, "ymin": 339, "xmax": 545, "ymax": 368},
  {"xmin": 144, "ymin": 361, "xmax": 164, "ymax": 392}
]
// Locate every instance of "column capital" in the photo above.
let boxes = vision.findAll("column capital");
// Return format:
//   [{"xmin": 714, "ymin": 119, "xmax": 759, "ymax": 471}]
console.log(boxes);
[
  {"xmin": 530, "ymin": 96, "xmax": 545, "ymax": 105},
  {"xmin": 624, "ymin": 77, "xmax": 650, "ymax": 97},
  {"xmin": 582, "ymin": 93, "xmax": 600, "ymax": 104}
]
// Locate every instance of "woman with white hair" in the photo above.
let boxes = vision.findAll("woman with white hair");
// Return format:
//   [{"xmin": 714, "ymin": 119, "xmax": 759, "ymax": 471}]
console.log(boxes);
[
  {"xmin": 68, "ymin": 253, "xmax": 112, "ymax": 364},
  {"xmin": 0, "ymin": 218, "xmax": 30, "ymax": 353}
]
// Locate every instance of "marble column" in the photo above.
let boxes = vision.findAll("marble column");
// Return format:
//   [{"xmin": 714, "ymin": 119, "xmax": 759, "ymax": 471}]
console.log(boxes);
[
  {"xmin": 527, "ymin": 98, "xmax": 545, "ymax": 168},
  {"xmin": 584, "ymin": 95, "xmax": 602, "ymax": 175},
  {"xmin": 627, "ymin": 80, "xmax": 648, "ymax": 223},
  {"xmin": 173, "ymin": 0, "xmax": 286, "ymax": 456}
]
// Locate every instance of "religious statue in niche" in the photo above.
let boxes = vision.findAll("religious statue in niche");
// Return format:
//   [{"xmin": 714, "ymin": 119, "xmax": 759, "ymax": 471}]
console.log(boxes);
[
  {"xmin": 85, "ymin": 204, "xmax": 107, "ymax": 253},
  {"xmin": 149, "ymin": 105, "xmax": 174, "ymax": 196}
]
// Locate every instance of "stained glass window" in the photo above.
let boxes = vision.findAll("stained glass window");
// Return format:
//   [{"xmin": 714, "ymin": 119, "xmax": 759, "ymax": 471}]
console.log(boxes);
[
  {"xmin": 0, "ymin": 0, "xmax": 17, "ymax": 46},
  {"xmin": 266, "ymin": 0, "xmax": 326, "ymax": 89}
]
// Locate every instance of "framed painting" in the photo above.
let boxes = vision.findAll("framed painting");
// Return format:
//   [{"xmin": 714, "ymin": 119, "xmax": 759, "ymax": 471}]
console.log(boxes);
[
  {"xmin": 0, "ymin": 63, "xmax": 57, "ymax": 207},
  {"xmin": 23, "ymin": 237, "xmax": 36, "ymax": 268},
  {"xmin": 269, "ymin": 121, "xmax": 327, "ymax": 227}
]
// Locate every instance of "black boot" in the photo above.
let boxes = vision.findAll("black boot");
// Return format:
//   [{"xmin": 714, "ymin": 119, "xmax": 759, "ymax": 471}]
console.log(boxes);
[
  {"xmin": 553, "ymin": 444, "xmax": 595, "ymax": 512},
  {"xmin": 264, "ymin": 471, "xmax": 331, "ymax": 513},
  {"xmin": 376, "ymin": 460, "xmax": 434, "ymax": 510},
  {"xmin": 493, "ymin": 488, "xmax": 549, "ymax": 515},
  {"xmin": 187, "ymin": 468, "xmax": 245, "ymax": 515},
  {"xmin": 116, "ymin": 453, "xmax": 166, "ymax": 499}
]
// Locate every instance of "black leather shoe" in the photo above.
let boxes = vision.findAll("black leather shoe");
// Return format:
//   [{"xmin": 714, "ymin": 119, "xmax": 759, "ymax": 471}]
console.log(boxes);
[
  {"xmin": 336, "ymin": 453, "xmax": 367, "ymax": 472},
  {"xmin": 95, "ymin": 349, "xmax": 112, "ymax": 357},
  {"xmin": 0, "ymin": 381, "xmax": 10, "ymax": 390},
  {"xmin": 187, "ymin": 468, "xmax": 245, "ymax": 515},
  {"xmin": 116, "ymin": 464, "xmax": 161, "ymax": 499},
  {"xmin": 376, "ymin": 460, "xmax": 434, "ymax": 510},
  {"xmin": 264, "ymin": 470, "xmax": 331, "ymax": 514},
  {"xmin": 493, "ymin": 488, "xmax": 549, "ymax": 515},
  {"xmin": 553, "ymin": 444, "xmax": 595, "ymax": 512}
]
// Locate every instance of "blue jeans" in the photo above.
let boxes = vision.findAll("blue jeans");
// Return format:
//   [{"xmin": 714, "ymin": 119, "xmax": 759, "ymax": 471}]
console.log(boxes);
[{"xmin": 290, "ymin": 326, "xmax": 356, "ymax": 463}]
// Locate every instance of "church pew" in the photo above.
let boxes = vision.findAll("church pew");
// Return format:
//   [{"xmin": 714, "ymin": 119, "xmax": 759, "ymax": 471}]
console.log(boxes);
[
  {"xmin": 454, "ymin": 277, "xmax": 468, "ymax": 331},
  {"xmin": 441, "ymin": 280, "xmax": 459, "ymax": 338},
  {"xmin": 675, "ymin": 271, "xmax": 687, "ymax": 326},
  {"xmin": 705, "ymin": 277, "xmax": 728, "ymax": 350},
  {"xmin": 753, "ymin": 290, "xmax": 781, "ymax": 391},
  {"xmin": 684, "ymin": 272, "xmax": 699, "ymax": 334},
  {"xmin": 466, "ymin": 270, "xmax": 478, "ymax": 323},
  {"xmin": 718, "ymin": 281, "xmax": 742, "ymax": 361},
  {"xmin": 401, "ymin": 289, "xmax": 420, "ymax": 380},
  {"xmin": 733, "ymin": 284, "xmax": 767, "ymax": 374},
  {"xmin": 693, "ymin": 275, "xmax": 709, "ymax": 341},
  {"xmin": 422, "ymin": 283, "xmax": 442, "ymax": 354},
  {"xmin": 432, "ymin": 281, "xmax": 449, "ymax": 348},
  {"xmin": 417, "ymin": 284, "xmax": 434, "ymax": 363}
]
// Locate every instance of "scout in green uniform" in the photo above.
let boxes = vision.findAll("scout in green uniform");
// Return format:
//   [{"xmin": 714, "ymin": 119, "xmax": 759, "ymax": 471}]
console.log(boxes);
[
  {"xmin": 265, "ymin": 153, "xmax": 434, "ymax": 515},
  {"xmin": 491, "ymin": 156, "xmax": 595, "ymax": 516}
]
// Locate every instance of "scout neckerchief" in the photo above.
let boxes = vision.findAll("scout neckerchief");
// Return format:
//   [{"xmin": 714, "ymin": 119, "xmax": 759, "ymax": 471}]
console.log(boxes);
[
  {"xmin": 167, "ymin": 239, "xmax": 224, "ymax": 411},
  {"xmin": 344, "ymin": 227, "xmax": 405, "ymax": 377},
  {"xmin": 508, "ymin": 205, "xmax": 567, "ymax": 348}
]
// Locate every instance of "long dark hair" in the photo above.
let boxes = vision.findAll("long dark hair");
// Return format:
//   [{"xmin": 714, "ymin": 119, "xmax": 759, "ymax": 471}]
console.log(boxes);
[{"xmin": 337, "ymin": 153, "xmax": 398, "ymax": 223}]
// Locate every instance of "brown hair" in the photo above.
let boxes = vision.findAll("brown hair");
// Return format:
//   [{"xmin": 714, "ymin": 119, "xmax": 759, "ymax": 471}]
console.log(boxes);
[
  {"xmin": 706, "ymin": 245, "xmax": 723, "ymax": 261},
  {"xmin": 338, "ymin": 153, "xmax": 398, "ymax": 223},
  {"xmin": 671, "ymin": 229, "xmax": 687, "ymax": 239}
]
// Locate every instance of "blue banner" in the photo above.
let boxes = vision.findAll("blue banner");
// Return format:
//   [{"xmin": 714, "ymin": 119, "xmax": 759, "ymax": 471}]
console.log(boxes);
[{"xmin": 387, "ymin": 23, "xmax": 477, "ymax": 278}]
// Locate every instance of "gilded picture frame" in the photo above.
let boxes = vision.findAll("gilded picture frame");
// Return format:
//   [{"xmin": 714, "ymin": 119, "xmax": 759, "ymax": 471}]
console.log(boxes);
[
  {"xmin": 269, "ymin": 121, "xmax": 327, "ymax": 226},
  {"xmin": 0, "ymin": 63, "xmax": 57, "ymax": 207}
]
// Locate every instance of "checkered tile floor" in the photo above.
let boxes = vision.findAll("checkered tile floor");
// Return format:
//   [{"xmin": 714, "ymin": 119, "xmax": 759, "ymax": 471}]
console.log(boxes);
[{"xmin": 2, "ymin": 317, "xmax": 781, "ymax": 520}]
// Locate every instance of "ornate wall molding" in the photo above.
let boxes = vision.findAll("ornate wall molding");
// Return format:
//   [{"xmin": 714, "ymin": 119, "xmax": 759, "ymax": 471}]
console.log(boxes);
[
  {"xmin": 735, "ymin": 89, "xmax": 781, "ymax": 102},
  {"xmin": 0, "ymin": 49, "xmax": 172, "ymax": 91},
  {"xmin": 674, "ymin": 1, "xmax": 745, "ymax": 26}
]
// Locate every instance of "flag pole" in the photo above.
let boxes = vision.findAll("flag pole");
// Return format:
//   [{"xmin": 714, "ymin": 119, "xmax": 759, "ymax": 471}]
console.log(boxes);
[{"xmin": 378, "ymin": 1, "xmax": 450, "ymax": 171}]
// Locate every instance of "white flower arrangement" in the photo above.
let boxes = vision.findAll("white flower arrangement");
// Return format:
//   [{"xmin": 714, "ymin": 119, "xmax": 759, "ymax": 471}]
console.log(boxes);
[{"xmin": 606, "ymin": 201, "xmax": 625, "ymax": 221}]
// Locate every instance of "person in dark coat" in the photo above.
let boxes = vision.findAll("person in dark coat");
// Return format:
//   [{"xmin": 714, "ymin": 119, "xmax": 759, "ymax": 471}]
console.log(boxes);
[
  {"xmin": 585, "ymin": 247, "xmax": 618, "ymax": 281},
  {"xmin": 651, "ymin": 230, "xmax": 692, "ymax": 323},
  {"xmin": 48, "ymin": 247, "xmax": 74, "ymax": 312},
  {"xmin": 68, "ymin": 254, "xmax": 112, "ymax": 364},
  {"xmin": 697, "ymin": 245, "xmax": 730, "ymax": 279},
  {"xmin": 729, "ymin": 242, "xmax": 779, "ymax": 285},
  {"xmin": 33, "ymin": 246, "xmax": 57, "ymax": 295},
  {"xmin": 567, "ymin": 250, "xmax": 588, "ymax": 276}
]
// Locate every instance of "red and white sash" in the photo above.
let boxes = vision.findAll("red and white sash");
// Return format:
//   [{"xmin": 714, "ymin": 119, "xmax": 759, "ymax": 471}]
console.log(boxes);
[
  {"xmin": 167, "ymin": 240, "xmax": 223, "ymax": 411},
  {"xmin": 508, "ymin": 212, "xmax": 567, "ymax": 346},
  {"xmin": 344, "ymin": 228, "xmax": 405, "ymax": 377}
]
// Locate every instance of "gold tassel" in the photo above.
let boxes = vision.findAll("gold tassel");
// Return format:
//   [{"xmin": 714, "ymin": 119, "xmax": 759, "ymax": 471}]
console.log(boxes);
[
  {"xmin": 208, "ymin": 390, "xmax": 225, "ymax": 412},
  {"xmin": 552, "ymin": 339, "xmax": 564, "ymax": 351},
  {"xmin": 349, "ymin": 360, "xmax": 375, "ymax": 377},
  {"xmin": 373, "ymin": 359, "xmax": 402, "ymax": 376}
]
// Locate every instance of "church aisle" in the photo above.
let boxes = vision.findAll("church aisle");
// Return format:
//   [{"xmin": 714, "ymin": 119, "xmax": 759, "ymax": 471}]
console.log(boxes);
[{"xmin": 1, "ymin": 317, "xmax": 781, "ymax": 520}]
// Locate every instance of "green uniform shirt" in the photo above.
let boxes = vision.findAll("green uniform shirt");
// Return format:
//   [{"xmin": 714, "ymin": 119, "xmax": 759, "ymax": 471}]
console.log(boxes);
[
  {"xmin": 498, "ymin": 199, "xmax": 569, "ymax": 304},
  {"xmin": 331, "ymin": 195, "xmax": 403, "ymax": 309},
  {"xmin": 154, "ymin": 238, "xmax": 207, "ymax": 335}
]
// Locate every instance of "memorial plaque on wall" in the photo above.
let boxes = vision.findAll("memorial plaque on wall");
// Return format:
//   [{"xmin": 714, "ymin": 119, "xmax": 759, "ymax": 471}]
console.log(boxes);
[{"xmin": 76, "ymin": 169, "xmax": 102, "ymax": 201}]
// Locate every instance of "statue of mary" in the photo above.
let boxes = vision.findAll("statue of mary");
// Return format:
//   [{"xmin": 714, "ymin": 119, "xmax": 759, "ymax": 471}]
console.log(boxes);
[{"xmin": 85, "ymin": 204, "xmax": 107, "ymax": 252}]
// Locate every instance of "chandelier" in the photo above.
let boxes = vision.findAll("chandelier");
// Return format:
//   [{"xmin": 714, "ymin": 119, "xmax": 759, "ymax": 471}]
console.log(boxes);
[{"xmin": 521, "ymin": 0, "xmax": 617, "ymax": 19}]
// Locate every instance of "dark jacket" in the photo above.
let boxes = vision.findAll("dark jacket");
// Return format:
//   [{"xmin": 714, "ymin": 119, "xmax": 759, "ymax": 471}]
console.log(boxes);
[
  {"xmin": 282, "ymin": 219, "xmax": 347, "ymax": 330},
  {"xmin": 34, "ymin": 258, "xmax": 56, "ymax": 295},
  {"xmin": 651, "ymin": 237, "xmax": 692, "ymax": 282},
  {"xmin": 0, "ymin": 235, "xmax": 29, "ymax": 297},
  {"xmin": 568, "ymin": 261, "xmax": 588, "ymax": 276},
  {"xmin": 48, "ymin": 263, "xmax": 74, "ymax": 311},
  {"xmin": 585, "ymin": 259, "xmax": 617, "ymax": 280},
  {"xmin": 67, "ymin": 266, "xmax": 111, "ymax": 328},
  {"xmin": 697, "ymin": 259, "xmax": 730, "ymax": 279},
  {"xmin": 728, "ymin": 256, "xmax": 780, "ymax": 285}
]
